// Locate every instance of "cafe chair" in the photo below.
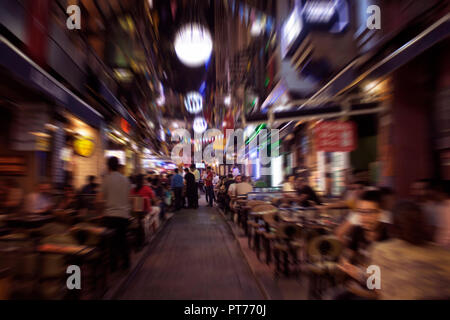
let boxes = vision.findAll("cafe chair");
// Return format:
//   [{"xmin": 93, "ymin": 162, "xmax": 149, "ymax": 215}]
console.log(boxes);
[
  {"xmin": 305, "ymin": 235, "xmax": 343, "ymax": 299},
  {"xmin": 130, "ymin": 196, "xmax": 148, "ymax": 249},
  {"xmin": 261, "ymin": 212, "xmax": 280, "ymax": 265},
  {"xmin": 0, "ymin": 234, "xmax": 36, "ymax": 299},
  {"xmin": 69, "ymin": 223, "xmax": 111, "ymax": 298},
  {"xmin": 240, "ymin": 200, "xmax": 268, "ymax": 240},
  {"xmin": 38, "ymin": 233, "xmax": 97, "ymax": 299},
  {"xmin": 272, "ymin": 223, "xmax": 304, "ymax": 277},
  {"xmin": 248, "ymin": 204, "xmax": 277, "ymax": 255}
]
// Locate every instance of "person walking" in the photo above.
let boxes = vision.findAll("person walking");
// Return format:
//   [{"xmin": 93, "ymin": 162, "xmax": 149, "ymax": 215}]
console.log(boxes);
[
  {"xmin": 171, "ymin": 168, "xmax": 184, "ymax": 211},
  {"xmin": 184, "ymin": 168, "xmax": 196, "ymax": 209},
  {"xmin": 190, "ymin": 164, "xmax": 200, "ymax": 208},
  {"xmin": 101, "ymin": 156, "xmax": 131, "ymax": 271},
  {"xmin": 205, "ymin": 166, "xmax": 214, "ymax": 207}
]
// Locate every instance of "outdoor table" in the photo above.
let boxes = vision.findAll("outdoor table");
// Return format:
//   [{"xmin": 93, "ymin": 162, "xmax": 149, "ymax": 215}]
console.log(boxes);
[
  {"xmin": 5, "ymin": 215, "xmax": 55, "ymax": 229},
  {"xmin": 37, "ymin": 243, "xmax": 95, "ymax": 256}
]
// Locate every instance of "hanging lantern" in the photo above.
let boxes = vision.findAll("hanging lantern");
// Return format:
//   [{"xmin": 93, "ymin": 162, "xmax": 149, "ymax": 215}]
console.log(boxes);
[
  {"xmin": 184, "ymin": 92, "xmax": 203, "ymax": 114},
  {"xmin": 174, "ymin": 23, "xmax": 213, "ymax": 67},
  {"xmin": 193, "ymin": 117, "xmax": 207, "ymax": 134}
]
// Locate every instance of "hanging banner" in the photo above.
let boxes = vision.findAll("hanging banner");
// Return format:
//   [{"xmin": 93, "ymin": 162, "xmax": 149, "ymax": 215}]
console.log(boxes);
[{"xmin": 315, "ymin": 121, "xmax": 356, "ymax": 152}]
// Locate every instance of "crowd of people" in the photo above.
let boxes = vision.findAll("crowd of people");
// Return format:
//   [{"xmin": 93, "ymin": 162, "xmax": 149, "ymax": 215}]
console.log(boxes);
[{"xmin": 1, "ymin": 160, "xmax": 449, "ymax": 299}]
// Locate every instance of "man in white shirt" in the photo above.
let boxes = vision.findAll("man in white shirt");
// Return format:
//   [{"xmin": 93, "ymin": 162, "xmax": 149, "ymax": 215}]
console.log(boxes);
[
  {"xmin": 102, "ymin": 156, "xmax": 131, "ymax": 271},
  {"xmin": 235, "ymin": 176, "xmax": 253, "ymax": 196},
  {"xmin": 228, "ymin": 175, "xmax": 241, "ymax": 197}
]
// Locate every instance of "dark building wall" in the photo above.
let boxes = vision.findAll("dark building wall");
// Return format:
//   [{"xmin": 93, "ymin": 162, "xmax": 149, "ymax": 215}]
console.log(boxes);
[{"xmin": 391, "ymin": 52, "xmax": 436, "ymax": 197}]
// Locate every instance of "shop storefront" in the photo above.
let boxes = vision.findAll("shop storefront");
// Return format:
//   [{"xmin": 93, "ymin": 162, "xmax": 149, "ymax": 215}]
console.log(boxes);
[
  {"xmin": 56, "ymin": 113, "xmax": 105, "ymax": 190},
  {"xmin": 104, "ymin": 117, "xmax": 140, "ymax": 178}
]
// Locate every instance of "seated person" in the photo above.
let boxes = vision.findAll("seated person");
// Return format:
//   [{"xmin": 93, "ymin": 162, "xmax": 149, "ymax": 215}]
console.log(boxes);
[
  {"xmin": 24, "ymin": 182, "xmax": 54, "ymax": 214},
  {"xmin": 80, "ymin": 175, "xmax": 98, "ymax": 195},
  {"xmin": 335, "ymin": 188, "xmax": 392, "ymax": 242},
  {"xmin": 292, "ymin": 176, "xmax": 322, "ymax": 207},
  {"xmin": 235, "ymin": 176, "xmax": 253, "ymax": 196},
  {"xmin": 228, "ymin": 175, "xmax": 242, "ymax": 198},
  {"xmin": 130, "ymin": 174, "xmax": 160, "ymax": 217},
  {"xmin": 326, "ymin": 181, "xmax": 367, "ymax": 210},
  {"xmin": 334, "ymin": 190, "xmax": 390, "ymax": 299},
  {"xmin": 56, "ymin": 186, "xmax": 80, "ymax": 211},
  {"xmin": 282, "ymin": 175, "xmax": 295, "ymax": 192}
]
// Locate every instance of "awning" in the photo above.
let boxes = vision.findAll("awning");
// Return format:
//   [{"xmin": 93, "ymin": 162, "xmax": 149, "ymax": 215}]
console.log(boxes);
[
  {"xmin": 329, "ymin": 13, "xmax": 450, "ymax": 97},
  {"xmin": 99, "ymin": 82, "xmax": 137, "ymax": 128},
  {"xmin": 251, "ymin": 13, "xmax": 450, "ymax": 124},
  {"xmin": 246, "ymin": 102, "xmax": 381, "ymax": 125},
  {"xmin": 0, "ymin": 36, "xmax": 104, "ymax": 128}
]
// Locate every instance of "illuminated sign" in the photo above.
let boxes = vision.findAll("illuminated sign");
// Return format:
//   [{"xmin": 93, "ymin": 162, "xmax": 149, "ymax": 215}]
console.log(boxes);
[
  {"xmin": 281, "ymin": 5, "xmax": 303, "ymax": 58},
  {"xmin": 301, "ymin": 0, "xmax": 349, "ymax": 33},
  {"xmin": 315, "ymin": 121, "xmax": 356, "ymax": 152},
  {"xmin": 303, "ymin": 1, "xmax": 336, "ymax": 23},
  {"xmin": 120, "ymin": 118, "xmax": 131, "ymax": 134},
  {"xmin": 74, "ymin": 137, "xmax": 95, "ymax": 157}
]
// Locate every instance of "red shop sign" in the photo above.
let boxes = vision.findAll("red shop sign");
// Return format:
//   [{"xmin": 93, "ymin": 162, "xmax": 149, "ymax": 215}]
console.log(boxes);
[
  {"xmin": 315, "ymin": 121, "xmax": 357, "ymax": 152},
  {"xmin": 120, "ymin": 118, "xmax": 131, "ymax": 134}
]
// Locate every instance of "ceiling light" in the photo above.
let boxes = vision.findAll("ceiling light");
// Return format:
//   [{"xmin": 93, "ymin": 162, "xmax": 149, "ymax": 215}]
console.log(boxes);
[
  {"xmin": 193, "ymin": 117, "xmax": 207, "ymax": 134},
  {"xmin": 174, "ymin": 24, "xmax": 213, "ymax": 67},
  {"xmin": 184, "ymin": 92, "xmax": 203, "ymax": 114}
]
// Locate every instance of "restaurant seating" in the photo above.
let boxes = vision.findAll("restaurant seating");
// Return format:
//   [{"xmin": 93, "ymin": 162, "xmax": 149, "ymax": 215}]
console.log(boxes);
[
  {"xmin": 272, "ymin": 223, "xmax": 303, "ymax": 277},
  {"xmin": 223, "ymin": 190, "xmax": 350, "ymax": 299},
  {"xmin": 305, "ymin": 235, "xmax": 343, "ymax": 299},
  {"xmin": 247, "ymin": 204, "xmax": 278, "ymax": 259}
]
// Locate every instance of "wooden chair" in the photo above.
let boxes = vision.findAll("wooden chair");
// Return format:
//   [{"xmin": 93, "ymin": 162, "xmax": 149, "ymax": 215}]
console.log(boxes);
[
  {"xmin": 272, "ymin": 223, "xmax": 304, "ymax": 277},
  {"xmin": 248, "ymin": 204, "xmax": 277, "ymax": 253},
  {"xmin": 260, "ymin": 212, "xmax": 280, "ymax": 265},
  {"xmin": 305, "ymin": 235, "xmax": 343, "ymax": 299}
]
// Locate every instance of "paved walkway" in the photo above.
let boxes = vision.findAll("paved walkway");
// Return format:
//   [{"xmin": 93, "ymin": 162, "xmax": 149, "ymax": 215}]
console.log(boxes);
[{"xmin": 118, "ymin": 203, "xmax": 265, "ymax": 300}]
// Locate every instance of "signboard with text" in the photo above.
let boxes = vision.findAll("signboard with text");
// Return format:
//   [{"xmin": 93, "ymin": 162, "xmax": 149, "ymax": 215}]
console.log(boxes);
[{"xmin": 315, "ymin": 121, "xmax": 356, "ymax": 152}]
